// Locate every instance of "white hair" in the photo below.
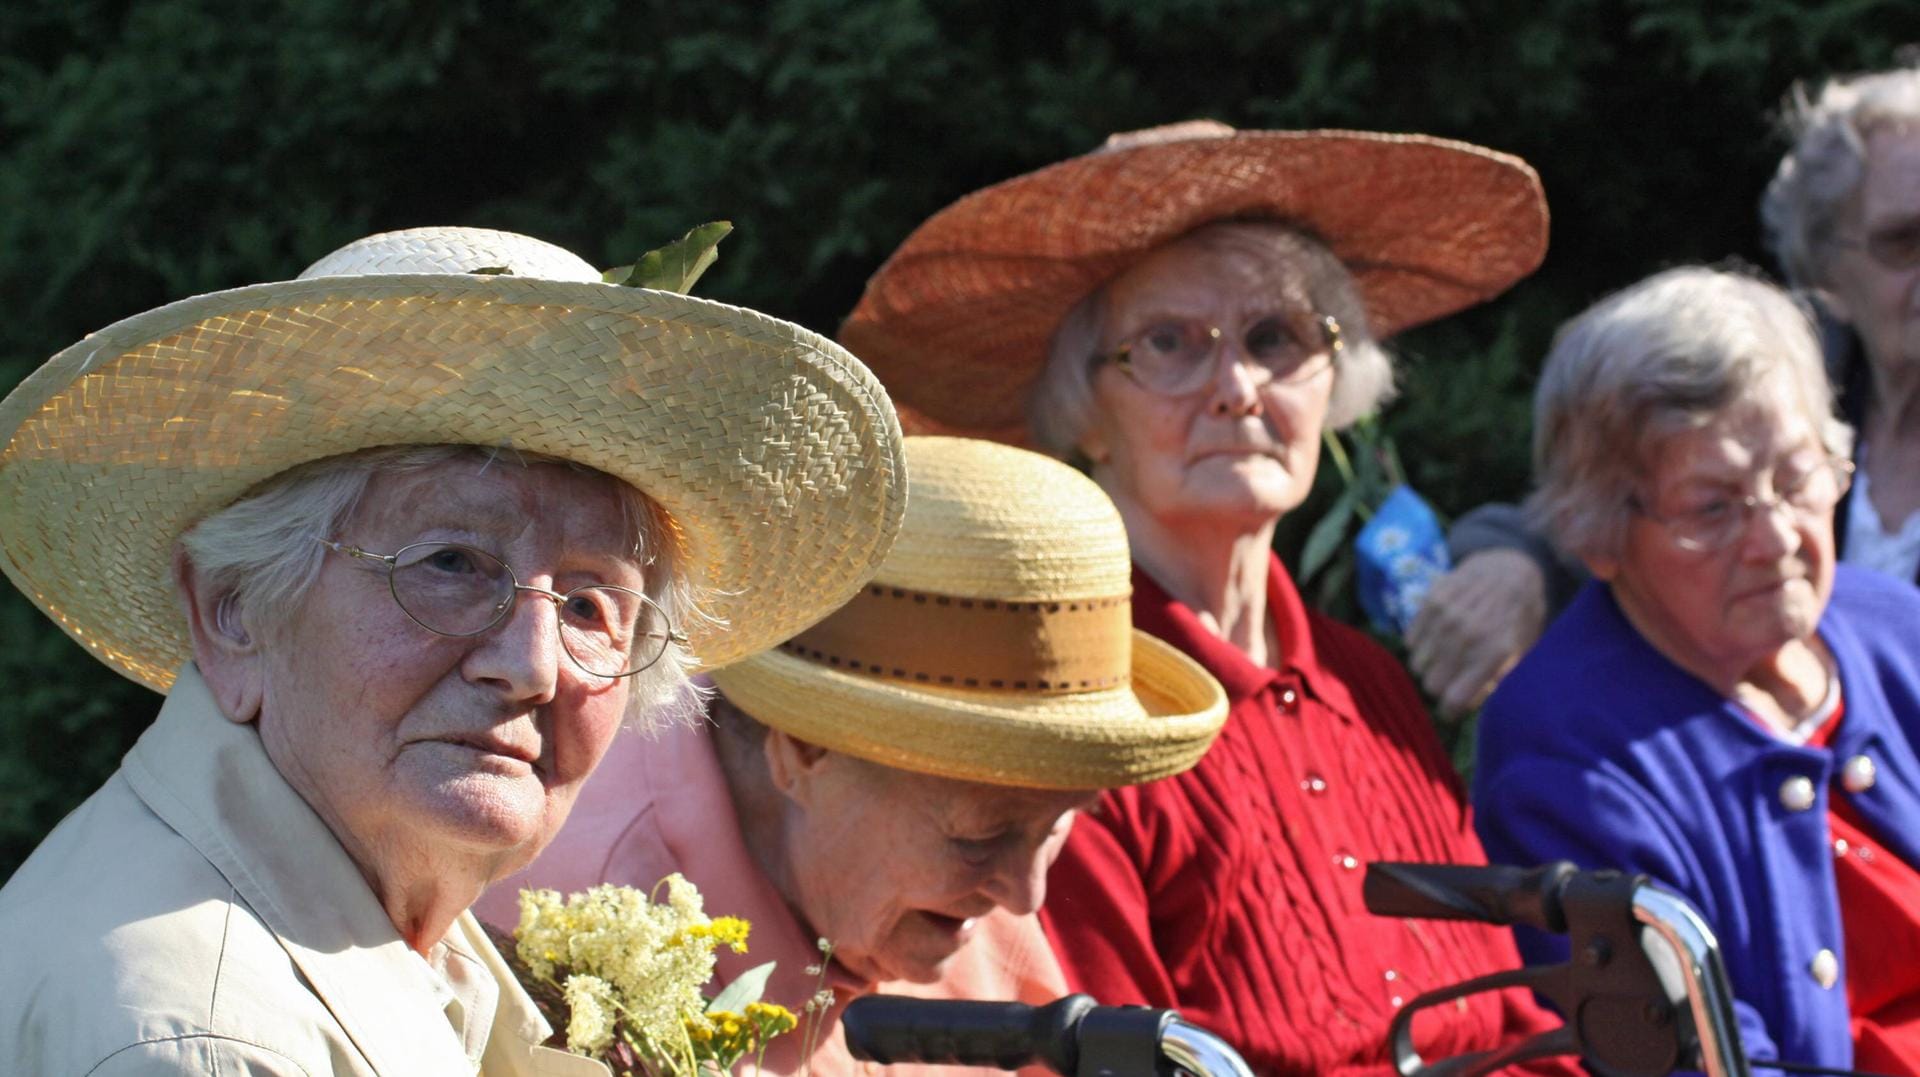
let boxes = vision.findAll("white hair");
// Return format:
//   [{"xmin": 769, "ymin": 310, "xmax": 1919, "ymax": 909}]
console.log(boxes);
[
  {"xmin": 1027, "ymin": 220, "xmax": 1397, "ymax": 459},
  {"xmin": 1762, "ymin": 63, "xmax": 1920, "ymax": 289},
  {"xmin": 1525, "ymin": 266, "xmax": 1854, "ymax": 563},
  {"xmin": 177, "ymin": 444, "xmax": 707, "ymax": 725}
]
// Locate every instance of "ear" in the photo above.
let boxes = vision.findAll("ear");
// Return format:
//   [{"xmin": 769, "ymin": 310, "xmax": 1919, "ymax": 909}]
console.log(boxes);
[
  {"xmin": 761, "ymin": 728, "xmax": 832, "ymax": 807},
  {"xmin": 1809, "ymin": 284, "xmax": 1855, "ymax": 328},
  {"xmin": 173, "ymin": 547, "xmax": 265, "ymax": 724},
  {"xmin": 1581, "ymin": 552, "xmax": 1620, "ymax": 582},
  {"xmin": 1076, "ymin": 420, "xmax": 1112, "ymax": 468}
]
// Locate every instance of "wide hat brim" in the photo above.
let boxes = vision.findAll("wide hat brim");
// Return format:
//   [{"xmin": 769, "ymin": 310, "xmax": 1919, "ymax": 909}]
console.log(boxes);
[
  {"xmin": 0, "ymin": 273, "xmax": 906, "ymax": 692},
  {"xmin": 840, "ymin": 128, "xmax": 1549, "ymax": 445},
  {"xmin": 709, "ymin": 629, "xmax": 1228, "ymax": 791}
]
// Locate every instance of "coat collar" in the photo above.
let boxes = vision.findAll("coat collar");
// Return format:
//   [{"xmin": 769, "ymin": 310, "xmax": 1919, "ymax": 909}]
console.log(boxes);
[
  {"xmin": 1130, "ymin": 552, "xmax": 1360, "ymax": 717},
  {"xmin": 121, "ymin": 665, "xmax": 604, "ymax": 1077}
]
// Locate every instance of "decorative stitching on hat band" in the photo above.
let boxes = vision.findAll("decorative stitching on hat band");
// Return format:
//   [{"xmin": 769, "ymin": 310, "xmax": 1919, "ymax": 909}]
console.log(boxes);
[{"xmin": 783, "ymin": 583, "xmax": 1133, "ymax": 695}]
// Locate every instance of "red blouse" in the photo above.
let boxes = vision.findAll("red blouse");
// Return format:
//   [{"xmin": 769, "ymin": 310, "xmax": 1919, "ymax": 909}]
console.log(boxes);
[
  {"xmin": 1804, "ymin": 703, "xmax": 1920, "ymax": 1077},
  {"xmin": 1039, "ymin": 554, "xmax": 1576, "ymax": 1077}
]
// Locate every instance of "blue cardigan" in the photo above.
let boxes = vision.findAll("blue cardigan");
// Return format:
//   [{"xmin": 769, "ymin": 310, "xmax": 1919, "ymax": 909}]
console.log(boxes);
[{"xmin": 1473, "ymin": 566, "xmax": 1920, "ymax": 1071}]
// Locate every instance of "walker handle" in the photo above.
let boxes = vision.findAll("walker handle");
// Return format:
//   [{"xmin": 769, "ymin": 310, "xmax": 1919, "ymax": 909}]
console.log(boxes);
[
  {"xmin": 1364, "ymin": 860, "xmax": 1579, "ymax": 933},
  {"xmin": 841, "ymin": 994, "xmax": 1094, "ymax": 1073}
]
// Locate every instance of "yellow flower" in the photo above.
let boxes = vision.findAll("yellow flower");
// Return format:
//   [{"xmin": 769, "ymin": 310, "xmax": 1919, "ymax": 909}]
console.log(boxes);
[
  {"xmin": 748, "ymin": 1001, "xmax": 799, "ymax": 1036},
  {"xmin": 707, "ymin": 916, "xmax": 752, "ymax": 954}
]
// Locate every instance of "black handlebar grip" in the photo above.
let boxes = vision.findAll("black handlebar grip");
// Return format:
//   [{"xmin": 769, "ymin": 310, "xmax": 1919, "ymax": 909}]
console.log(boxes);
[
  {"xmin": 842, "ymin": 994, "xmax": 1096, "ymax": 1074},
  {"xmin": 1364, "ymin": 861, "xmax": 1578, "ymax": 933}
]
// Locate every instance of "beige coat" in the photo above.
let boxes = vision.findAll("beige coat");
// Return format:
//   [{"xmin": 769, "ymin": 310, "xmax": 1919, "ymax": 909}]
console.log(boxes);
[{"xmin": 0, "ymin": 665, "xmax": 607, "ymax": 1077}]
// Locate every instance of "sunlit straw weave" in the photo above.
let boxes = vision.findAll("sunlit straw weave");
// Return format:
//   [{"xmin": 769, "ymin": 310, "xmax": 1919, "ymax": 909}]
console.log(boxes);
[
  {"xmin": 711, "ymin": 437, "xmax": 1226, "ymax": 791},
  {"xmin": 0, "ymin": 227, "xmax": 907, "ymax": 691},
  {"xmin": 840, "ymin": 124, "xmax": 1550, "ymax": 446}
]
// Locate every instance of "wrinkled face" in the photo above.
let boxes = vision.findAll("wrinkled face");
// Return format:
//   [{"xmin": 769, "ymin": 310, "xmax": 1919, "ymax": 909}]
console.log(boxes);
[
  {"xmin": 779, "ymin": 752, "xmax": 1094, "ymax": 985},
  {"xmin": 1824, "ymin": 127, "xmax": 1920, "ymax": 379},
  {"xmin": 1597, "ymin": 388, "xmax": 1837, "ymax": 685},
  {"xmin": 1080, "ymin": 234, "xmax": 1336, "ymax": 530},
  {"xmin": 257, "ymin": 461, "xmax": 644, "ymax": 881}
]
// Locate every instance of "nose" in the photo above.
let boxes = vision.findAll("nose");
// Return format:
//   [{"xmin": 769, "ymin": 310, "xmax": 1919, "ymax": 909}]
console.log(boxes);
[
  {"xmin": 464, "ymin": 587, "xmax": 562, "ymax": 705},
  {"xmin": 980, "ymin": 847, "xmax": 1050, "ymax": 916},
  {"xmin": 1740, "ymin": 494, "xmax": 1803, "ymax": 560},
  {"xmin": 1206, "ymin": 341, "xmax": 1267, "ymax": 419}
]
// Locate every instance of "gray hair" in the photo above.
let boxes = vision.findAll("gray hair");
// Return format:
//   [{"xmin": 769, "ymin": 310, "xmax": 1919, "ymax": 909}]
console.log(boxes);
[
  {"xmin": 1027, "ymin": 221, "xmax": 1396, "ymax": 458},
  {"xmin": 1524, "ymin": 266, "xmax": 1853, "ymax": 563},
  {"xmin": 176, "ymin": 444, "xmax": 707, "ymax": 725},
  {"xmin": 1761, "ymin": 63, "xmax": 1920, "ymax": 289}
]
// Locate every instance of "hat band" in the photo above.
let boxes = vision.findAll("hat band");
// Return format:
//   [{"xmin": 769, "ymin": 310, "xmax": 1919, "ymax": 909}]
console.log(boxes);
[{"xmin": 783, "ymin": 583, "xmax": 1132, "ymax": 694}]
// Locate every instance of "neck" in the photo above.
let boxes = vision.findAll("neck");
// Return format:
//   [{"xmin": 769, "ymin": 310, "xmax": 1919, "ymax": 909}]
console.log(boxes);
[
  {"xmin": 1867, "ymin": 358, "xmax": 1920, "ymax": 442},
  {"xmin": 375, "ymin": 869, "xmax": 491, "ymax": 956},
  {"xmin": 1109, "ymin": 490, "xmax": 1277, "ymax": 665},
  {"xmin": 711, "ymin": 727, "xmax": 831, "ymax": 977},
  {"xmin": 266, "ymin": 744, "xmax": 498, "ymax": 956},
  {"xmin": 1608, "ymin": 581, "xmax": 1829, "ymax": 718}
]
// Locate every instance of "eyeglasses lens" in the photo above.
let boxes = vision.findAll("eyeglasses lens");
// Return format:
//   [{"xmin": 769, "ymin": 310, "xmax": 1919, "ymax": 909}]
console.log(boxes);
[
  {"xmin": 389, "ymin": 542, "xmax": 672, "ymax": 677},
  {"xmin": 1119, "ymin": 311, "xmax": 1335, "ymax": 395},
  {"xmin": 1668, "ymin": 460, "xmax": 1851, "ymax": 552},
  {"xmin": 391, "ymin": 543, "xmax": 515, "ymax": 635},
  {"xmin": 556, "ymin": 586, "xmax": 672, "ymax": 678},
  {"xmin": 1867, "ymin": 226, "xmax": 1920, "ymax": 271}
]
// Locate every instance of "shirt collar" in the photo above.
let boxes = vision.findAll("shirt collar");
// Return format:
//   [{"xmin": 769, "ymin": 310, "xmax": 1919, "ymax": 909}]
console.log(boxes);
[
  {"xmin": 1128, "ymin": 552, "xmax": 1356, "ymax": 715},
  {"xmin": 122, "ymin": 664, "xmax": 604, "ymax": 1077}
]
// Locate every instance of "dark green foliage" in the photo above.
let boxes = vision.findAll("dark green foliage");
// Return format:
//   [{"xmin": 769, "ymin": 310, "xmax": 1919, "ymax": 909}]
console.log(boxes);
[{"xmin": 2, "ymin": 0, "xmax": 1916, "ymax": 878}]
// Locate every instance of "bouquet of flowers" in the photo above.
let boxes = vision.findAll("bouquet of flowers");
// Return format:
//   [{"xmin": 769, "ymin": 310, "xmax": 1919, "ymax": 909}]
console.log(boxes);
[{"xmin": 512, "ymin": 875, "xmax": 800, "ymax": 1076}]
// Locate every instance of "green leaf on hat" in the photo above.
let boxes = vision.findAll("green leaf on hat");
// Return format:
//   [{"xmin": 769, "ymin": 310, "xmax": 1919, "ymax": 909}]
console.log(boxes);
[{"xmin": 603, "ymin": 221, "xmax": 734, "ymax": 294}]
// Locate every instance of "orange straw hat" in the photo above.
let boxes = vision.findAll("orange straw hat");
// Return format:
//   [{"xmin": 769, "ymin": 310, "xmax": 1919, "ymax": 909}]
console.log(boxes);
[
  {"xmin": 840, "ymin": 121, "xmax": 1550, "ymax": 445},
  {"xmin": 0, "ymin": 226, "xmax": 906, "ymax": 692},
  {"xmin": 710, "ymin": 436, "xmax": 1228, "ymax": 791}
]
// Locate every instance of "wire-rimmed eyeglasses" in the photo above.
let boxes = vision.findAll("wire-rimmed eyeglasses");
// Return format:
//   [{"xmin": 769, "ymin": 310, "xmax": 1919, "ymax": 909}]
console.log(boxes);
[
  {"xmin": 1093, "ymin": 310, "xmax": 1344, "ymax": 397},
  {"xmin": 1831, "ymin": 222, "xmax": 1920, "ymax": 273},
  {"xmin": 1629, "ymin": 457, "xmax": 1855, "ymax": 553},
  {"xmin": 318, "ymin": 538, "xmax": 686, "ymax": 679}
]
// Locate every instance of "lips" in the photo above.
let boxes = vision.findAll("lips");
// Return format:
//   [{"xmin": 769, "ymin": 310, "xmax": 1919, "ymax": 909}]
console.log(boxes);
[
  {"xmin": 433, "ymin": 731, "xmax": 540, "ymax": 767},
  {"xmin": 916, "ymin": 911, "xmax": 979, "ymax": 945}
]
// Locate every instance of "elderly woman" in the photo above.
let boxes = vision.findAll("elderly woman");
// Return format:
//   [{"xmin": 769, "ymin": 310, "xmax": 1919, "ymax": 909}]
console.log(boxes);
[
  {"xmin": 479, "ymin": 435, "xmax": 1229, "ymax": 1076},
  {"xmin": 1412, "ymin": 61, "xmax": 1920, "ymax": 716},
  {"xmin": 840, "ymin": 123, "xmax": 1578, "ymax": 1075},
  {"xmin": 1474, "ymin": 267, "xmax": 1920, "ymax": 1077},
  {"xmin": 0, "ymin": 227, "xmax": 906, "ymax": 1075}
]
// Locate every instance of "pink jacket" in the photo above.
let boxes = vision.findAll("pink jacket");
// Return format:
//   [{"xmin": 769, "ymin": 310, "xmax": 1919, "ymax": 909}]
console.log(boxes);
[{"xmin": 477, "ymin": 715, "xmax": 1068, "ymax": 1077}]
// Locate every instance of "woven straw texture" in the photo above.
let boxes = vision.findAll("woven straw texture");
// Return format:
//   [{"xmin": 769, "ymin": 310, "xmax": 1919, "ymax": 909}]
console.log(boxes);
[
  {"xmin": 0, "ymin": 227, "xmax": 906, "ymax": 692},
  {"xmin": 840, "ymin": 127, "xmax": 1550, "ymax": 446},
  {"xmin": 710, "ymin": 436, "xmax": 1226, "ymax": 790}
]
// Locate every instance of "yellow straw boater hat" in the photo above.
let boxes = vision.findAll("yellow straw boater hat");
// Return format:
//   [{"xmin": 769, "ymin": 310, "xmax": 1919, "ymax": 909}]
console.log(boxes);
[
  {"xmin": 710, "ymin": 436, "xmax": 1227, "ymax": 790},
  {"xmin": 840, "ymin": 121, "xmax": 1549, "ymax": 446},
  {"xmin": 0, "ymin": 226, "xmax": 907, "ymax": 691}
]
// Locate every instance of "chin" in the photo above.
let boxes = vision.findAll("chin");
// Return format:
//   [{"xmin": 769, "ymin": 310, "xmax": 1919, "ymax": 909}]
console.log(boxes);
[
  {"xmin": 406, "ymin": 771, "xmax": 553, "ymax": 854},
  {"xmin": 879, "ymin": 950, "xmax": 957, "ymax": 986}
]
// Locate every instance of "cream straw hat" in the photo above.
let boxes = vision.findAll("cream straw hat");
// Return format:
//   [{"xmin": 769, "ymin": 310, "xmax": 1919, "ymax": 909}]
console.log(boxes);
[
  {"xmin": 710, "ymin": 436, "xmax": 1227, "ymax": 790},
  {"xmin": 0, "ymin": 226, "xmax": 906, "ymax": 691},
  {"xmin": 841, "ymin": 121, "xmax": 1549, "ymax": 446}
]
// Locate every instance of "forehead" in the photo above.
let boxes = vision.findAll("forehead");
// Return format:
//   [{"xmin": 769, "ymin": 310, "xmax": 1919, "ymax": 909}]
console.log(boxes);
[
  {"xmin": 1857, "ymin": 127, "xmax": 1920, "ymax": 224},
  {"xmin": 1101, "ymin": 231, "xmax": 1315, "ymax": 320},
  {"xmin": 831, "ymin": 754, "xmax": 1094, "ymax": 823},
  {"xmin": 355, "ymin": 458, "xmax": 636, "ymax": 554},
  {"xmin": 1646, "ymin": 392, "xmax": 1817, "ymax": 485}
]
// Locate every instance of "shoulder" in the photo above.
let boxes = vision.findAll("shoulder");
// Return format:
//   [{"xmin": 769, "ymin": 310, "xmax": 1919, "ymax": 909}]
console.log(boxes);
[
  {"xmin": 1827, "ymin": 564, "xmax": 1920, "ymax": 636},
  {"xmin": 87, "ymin": 1035, "xmax": 319, "ymax": 1075},
  {"xmin": 1482, "ymin": 584, "xmax": 1669, "ymax": 736},
  {"xmin": 0, "ymin": 775, "xmax": 355, "ymax": 1076}
]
